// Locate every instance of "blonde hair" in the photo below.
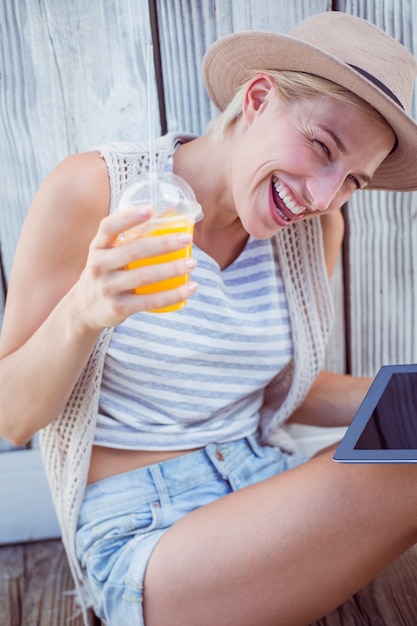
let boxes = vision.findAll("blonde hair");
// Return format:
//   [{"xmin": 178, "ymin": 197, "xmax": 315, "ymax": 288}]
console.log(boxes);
[{"xmin": 208, "ymin": 70, "xmax": 389, "ymax": 140}]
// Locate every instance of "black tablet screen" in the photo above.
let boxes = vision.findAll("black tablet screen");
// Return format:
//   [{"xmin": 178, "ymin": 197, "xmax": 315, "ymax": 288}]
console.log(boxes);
[{"xmin": 354, "ymin": 373, "xmax": 417, "ymax": 450}]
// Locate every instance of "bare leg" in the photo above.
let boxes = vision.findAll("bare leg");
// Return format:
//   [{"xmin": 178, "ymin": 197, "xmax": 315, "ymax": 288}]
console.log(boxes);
[{"xmin": 143, "ymin": 450, "xmax": 417, "ymax": 626}]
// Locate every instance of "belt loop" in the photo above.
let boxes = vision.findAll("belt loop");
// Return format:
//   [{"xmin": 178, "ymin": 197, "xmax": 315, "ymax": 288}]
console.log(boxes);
[
  {"xmin": 246, "ymin": 434, "xmax": 265, "ymax": 458},
  {"xmin": 149, "ymin": 464, "xmax": 171, "ymax": 506}
]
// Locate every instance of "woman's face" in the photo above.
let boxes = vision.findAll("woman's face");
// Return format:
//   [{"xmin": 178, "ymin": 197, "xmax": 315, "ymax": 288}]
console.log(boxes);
[{"xmin": 230, "ymin": 76, "xmax": 396, "ymax": 239}]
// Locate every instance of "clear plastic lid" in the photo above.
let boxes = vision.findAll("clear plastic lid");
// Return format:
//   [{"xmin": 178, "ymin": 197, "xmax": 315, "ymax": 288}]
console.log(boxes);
[{"xmin": 118, "ymin": 171, "xmax": 203, "ymax": 222}]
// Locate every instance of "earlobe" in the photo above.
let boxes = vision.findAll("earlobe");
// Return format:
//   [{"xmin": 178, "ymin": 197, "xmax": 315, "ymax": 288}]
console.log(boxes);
[{"xmin": 242, "ymin": 73, "xmax": 275, "ymax": 125}]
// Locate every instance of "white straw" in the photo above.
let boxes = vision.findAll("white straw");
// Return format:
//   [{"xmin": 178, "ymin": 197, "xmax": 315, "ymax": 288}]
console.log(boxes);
[
  {"xmin": 146, "ymin": 41, "xmax": 157, "ymax": 210},
  {"xmin": 147, "ymin": 42, "xmax": 156, "ymax": 174}
]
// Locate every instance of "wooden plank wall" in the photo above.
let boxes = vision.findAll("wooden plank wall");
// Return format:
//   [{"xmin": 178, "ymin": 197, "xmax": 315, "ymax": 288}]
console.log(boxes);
[
  {"xmin": 0, "ymin": 0, "xmax": 155, "ymax": 453},
  {"xmin": 344, "ymin": 0, "xmax": 417, "ymax": 376},
  {"xmin": 0, "ymin": 0, "xmax": 416, "ymax": 539},
  {"xmin": 0, "ymin": 0, "xmax": 155, "ymax": 313}
]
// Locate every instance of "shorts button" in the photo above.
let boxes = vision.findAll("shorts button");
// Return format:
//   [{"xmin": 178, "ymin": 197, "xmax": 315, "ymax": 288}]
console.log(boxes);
[{"xmin": 215, "ymin": 450, "xmax": 225, "ymax": 461}]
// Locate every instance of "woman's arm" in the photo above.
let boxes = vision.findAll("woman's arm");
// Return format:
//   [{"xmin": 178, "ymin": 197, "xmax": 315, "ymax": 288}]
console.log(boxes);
[
  {"xmin": 288, "ymin": 370, "xmax": 373, "ymax": 427},
  {"xmin": 0, "ymin": 153, "xmax": 111, "ymax": 444},
  {"xmin": 0, "ymin": 152, "xmax": 196, "ymax": 445}
]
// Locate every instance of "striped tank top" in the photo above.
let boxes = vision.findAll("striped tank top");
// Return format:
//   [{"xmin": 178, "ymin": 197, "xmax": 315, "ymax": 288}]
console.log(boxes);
[{"xmin": 95, "ymin": 235, "xmax": 293, "ymax": 450}]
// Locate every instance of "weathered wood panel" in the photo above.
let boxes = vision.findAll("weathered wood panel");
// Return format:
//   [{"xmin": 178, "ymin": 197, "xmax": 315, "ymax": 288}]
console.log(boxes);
[
  {"xmin": 157, "ymin": 0, "xmax": 330, "ymax": 133},
  {"xmin": 0, "ymin": 543, "xmax": 24, "ymax": 626},
  {"xmin": 344, "ymin": 0, "xmax": 417, "ymax": 376},
  {"xmin": 314, "ymin": 543, "xmax": 417, "ymax": 625},
  {"xmin": 0, "ymin": 0, "xmax": 155, "ymax": 293},
  {"xmin": 0, "ymin": 0, "xmax": 157, "ymax": 531},
  {"xmin": 0, "ymin": 541, "xmax": 95, "ymax": 626}
]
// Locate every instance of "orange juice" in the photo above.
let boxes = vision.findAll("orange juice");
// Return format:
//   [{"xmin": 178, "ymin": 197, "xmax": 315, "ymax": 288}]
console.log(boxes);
[
  {"xmin": 117, "ymin": 171, "xmax": 202, "ymax": 313},
  {"xmin": 122, "ymin": 218, "xmax": 195, "ymax": 313}
]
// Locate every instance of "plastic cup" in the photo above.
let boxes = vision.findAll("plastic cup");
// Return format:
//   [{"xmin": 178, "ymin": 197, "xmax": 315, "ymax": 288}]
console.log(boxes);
[{"xmin": 118, "ymin": 172, "xmax": 202, "ymax": 313}]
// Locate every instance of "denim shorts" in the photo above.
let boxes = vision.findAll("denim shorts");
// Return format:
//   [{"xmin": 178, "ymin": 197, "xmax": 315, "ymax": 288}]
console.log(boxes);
[{"xmin": 75, "ymin": 435, "xmax": 307, "ymax": 626}]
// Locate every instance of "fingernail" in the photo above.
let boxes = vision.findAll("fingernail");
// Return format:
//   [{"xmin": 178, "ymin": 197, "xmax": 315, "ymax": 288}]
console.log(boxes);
[
  {"xmin": 187, "ymin": 281, "xmax": 198, "ymax": 293},
  {"xmin": 178, "ymin": 233, "xmax": 192, "ymax": 244},
  {"xmin": 138, "ymin": 205, "xmax": 152, "ymax": 217},
  {"xmin": 185, "ymin": 258, "xmax": 197, "ymax": 270}
]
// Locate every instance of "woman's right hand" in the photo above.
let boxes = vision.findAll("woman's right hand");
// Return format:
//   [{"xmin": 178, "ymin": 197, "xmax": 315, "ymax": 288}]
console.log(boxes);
[{"xmin": 76, "ymin": 204, "xmax": 197, "ymax": 331}]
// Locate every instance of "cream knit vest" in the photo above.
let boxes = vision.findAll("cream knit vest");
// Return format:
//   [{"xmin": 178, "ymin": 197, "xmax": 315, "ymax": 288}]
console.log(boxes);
[{"xmin": 40, "ymin": 133, "xmax": 334, "ymax": 623}]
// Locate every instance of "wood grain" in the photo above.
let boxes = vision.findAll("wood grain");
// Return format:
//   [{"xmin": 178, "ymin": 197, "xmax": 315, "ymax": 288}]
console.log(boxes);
[{"xmin": 0, "ymin": 541, "xmax": 94, "ymax": 626}]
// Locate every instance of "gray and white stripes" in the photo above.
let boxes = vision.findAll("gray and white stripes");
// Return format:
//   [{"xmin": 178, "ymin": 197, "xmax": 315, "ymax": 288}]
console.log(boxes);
[{"xmin": 95, "ymin": 236, "xmax": 293, "ymax": 450}]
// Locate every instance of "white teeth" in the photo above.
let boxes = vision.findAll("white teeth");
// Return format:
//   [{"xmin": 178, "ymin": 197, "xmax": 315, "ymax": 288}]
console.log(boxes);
[
  {"xmin": 275, "ymin": 206, "xmax": 289, "ymax": 222},
  {"xmin": 273, "ymin": 179, "xmax": 305, "ymax": 215}
]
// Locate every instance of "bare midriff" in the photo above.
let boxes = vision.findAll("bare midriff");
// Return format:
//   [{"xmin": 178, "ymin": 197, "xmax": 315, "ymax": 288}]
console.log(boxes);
[{"xmin": 87, "ymin": 445, "xmax": 202, "ymax": 484}]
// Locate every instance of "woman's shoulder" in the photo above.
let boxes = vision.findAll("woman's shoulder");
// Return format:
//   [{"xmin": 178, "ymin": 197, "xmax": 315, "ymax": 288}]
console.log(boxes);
[{"xmin": 39, "ymin": 150, "xmax": 110, "ymax": 223}]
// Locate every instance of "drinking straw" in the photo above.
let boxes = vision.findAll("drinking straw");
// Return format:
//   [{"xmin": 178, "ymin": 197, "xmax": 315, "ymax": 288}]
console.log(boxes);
[{"xmin": 146, "ymin": 41, "xmax": 157, "ymax": 210}]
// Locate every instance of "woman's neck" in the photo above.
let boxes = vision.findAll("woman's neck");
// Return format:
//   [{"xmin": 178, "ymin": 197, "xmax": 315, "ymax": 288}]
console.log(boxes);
[{"xmin": 173, "ymin": 134, "xmax": 249, "ymax": 269}]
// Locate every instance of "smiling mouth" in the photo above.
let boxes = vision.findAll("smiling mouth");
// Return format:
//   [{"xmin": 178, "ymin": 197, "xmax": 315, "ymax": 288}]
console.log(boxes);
[{"xmin": 272, "ymin": 177, "xmax": 306, "ymax": 222}]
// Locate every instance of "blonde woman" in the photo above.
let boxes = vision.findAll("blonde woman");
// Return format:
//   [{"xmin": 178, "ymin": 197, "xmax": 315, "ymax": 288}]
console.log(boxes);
[{"xmin": 1, "ymin": 11, "xmax": 417, "ymax": 626}]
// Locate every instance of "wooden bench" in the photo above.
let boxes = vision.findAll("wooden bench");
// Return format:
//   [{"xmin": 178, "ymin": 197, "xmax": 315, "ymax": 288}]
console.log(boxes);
[{"xmin": 1, "ymin": 539, "xmax": 417, "ymax": 625}]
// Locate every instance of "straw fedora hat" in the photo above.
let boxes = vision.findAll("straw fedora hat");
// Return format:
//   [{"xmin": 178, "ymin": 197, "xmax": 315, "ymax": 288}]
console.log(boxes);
[{"xmin": 202, "ymin": 11, "xmax": 417, "ymax": 191}]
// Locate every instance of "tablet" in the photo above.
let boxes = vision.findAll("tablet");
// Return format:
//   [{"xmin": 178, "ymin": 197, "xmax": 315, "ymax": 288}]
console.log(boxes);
[{"xmin": 333, "ymin": 364, "xmax": 417, "ymax": 463}]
